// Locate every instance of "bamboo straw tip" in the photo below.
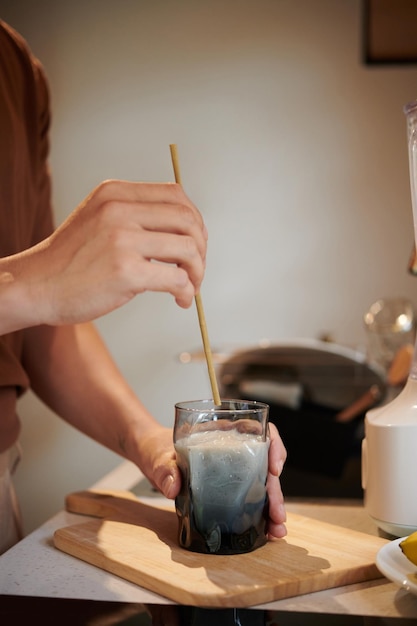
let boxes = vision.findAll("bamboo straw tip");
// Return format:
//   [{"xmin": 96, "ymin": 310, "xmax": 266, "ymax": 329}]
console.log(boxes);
[{"xmin": 169, "ymin": 144, "xmax": 220, "ymax": 405}]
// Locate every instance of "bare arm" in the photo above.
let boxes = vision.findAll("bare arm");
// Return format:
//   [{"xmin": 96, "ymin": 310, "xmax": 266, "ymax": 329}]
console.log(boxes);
[
  {"xmin": 22, "ymin": 322, "xmax": 181, "ymax": 498},
  {"xmin": 22, "ymin": 322, "xmax": 287, "ymax": 535}
]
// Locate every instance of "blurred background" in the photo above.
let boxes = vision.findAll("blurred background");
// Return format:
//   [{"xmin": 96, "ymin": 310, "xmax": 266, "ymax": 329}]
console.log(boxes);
[{"xmin": 2, "ymin": 0, "xmax": 417, "ymax": 532}]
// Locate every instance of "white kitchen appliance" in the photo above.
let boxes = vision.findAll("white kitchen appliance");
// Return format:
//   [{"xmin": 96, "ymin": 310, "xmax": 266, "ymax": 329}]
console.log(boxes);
[{"xmin": 362, "ymin": 99, "xmax": 417, "ymax": 537}]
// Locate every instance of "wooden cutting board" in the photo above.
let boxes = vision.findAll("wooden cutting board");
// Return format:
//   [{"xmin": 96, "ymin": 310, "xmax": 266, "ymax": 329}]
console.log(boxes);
[{"xmin": 54, "ymin": 490, "xmax": 388, "ymax": 608}]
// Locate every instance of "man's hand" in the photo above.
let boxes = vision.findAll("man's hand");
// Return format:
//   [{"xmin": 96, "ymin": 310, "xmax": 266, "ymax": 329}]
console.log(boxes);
[
  {"xmin": 266, "ymin": 422, "xmax": 287, "ymax": 538},
  {"xmin": 137, "ymin": 421, "xmax": 287, "ymax": 539},
  {"xmin": 0, "ymin": 180, "xmax": 207, "ymax": 333}
]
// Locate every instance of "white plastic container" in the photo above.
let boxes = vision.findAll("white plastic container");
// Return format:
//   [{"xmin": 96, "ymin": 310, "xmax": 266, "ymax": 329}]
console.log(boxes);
[
  {"xmin": 362, "ymin": 377, "xmax": 417, "ymax": 537},
  {"xmin": 362, "ymin": 97, "xmax": 417, "ymax": 538}
]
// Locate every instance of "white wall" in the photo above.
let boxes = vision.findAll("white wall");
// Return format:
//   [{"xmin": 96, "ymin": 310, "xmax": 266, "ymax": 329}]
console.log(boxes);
[{"xmin": 3, "ymin": 0, "xmax": 417, "ymax": 533}]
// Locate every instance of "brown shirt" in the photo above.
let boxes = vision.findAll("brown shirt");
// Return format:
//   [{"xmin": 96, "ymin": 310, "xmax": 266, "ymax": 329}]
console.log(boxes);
[{"xmin": 0, "ymin": 21, "xmax": 55, "ymax": 448}]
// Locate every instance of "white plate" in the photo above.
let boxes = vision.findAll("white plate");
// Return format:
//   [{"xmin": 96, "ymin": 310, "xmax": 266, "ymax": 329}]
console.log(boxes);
[{"xmin": 376, "ymin": 537, "xmax": 417, "ymax": 595}]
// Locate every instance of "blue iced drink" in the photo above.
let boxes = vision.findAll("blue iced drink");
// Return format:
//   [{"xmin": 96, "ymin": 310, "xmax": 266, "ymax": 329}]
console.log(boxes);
[{"xmin": 175, "ymin": 429, "xmax": 269, "ymax": 554}]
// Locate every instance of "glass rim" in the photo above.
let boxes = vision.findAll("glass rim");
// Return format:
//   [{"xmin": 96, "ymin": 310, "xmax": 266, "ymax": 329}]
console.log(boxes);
[{"xmin": 174, "ymin": 398, "xmax": 269, "ymax": 413}]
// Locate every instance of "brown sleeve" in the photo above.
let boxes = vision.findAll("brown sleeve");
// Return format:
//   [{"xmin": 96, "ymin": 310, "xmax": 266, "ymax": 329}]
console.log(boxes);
[
  {"xmin": 0, "ymin": 338, "xmax": 29, "ymax": 394},
  {"xmin": 0, "ymin": 21, "xmax": 55, "ymax": 394}
]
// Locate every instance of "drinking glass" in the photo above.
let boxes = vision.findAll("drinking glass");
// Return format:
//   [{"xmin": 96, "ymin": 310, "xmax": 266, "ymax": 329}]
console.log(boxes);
[
  {"xmin": 174, "ymin": 399, "xmax": 269, "ymax": 555},
  {"xmin": 363, "ymin": 297, "xmax": 415, "ymax": 373}
]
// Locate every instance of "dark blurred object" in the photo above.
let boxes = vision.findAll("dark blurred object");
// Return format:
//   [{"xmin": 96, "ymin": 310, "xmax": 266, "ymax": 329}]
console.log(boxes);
[
  {"xmin": 408, "ymin": 243, "xmax": 417, "ymax": 275},
  {"xmin": 5, "ymin": 596, "xmax": 415, "ymax": 625},
  {"xmin": 219, "ymin": 340, "xmax": 386, "ymax": 498},
  {"xmin": 335, "ymin": 384, "xmax": 382, "ymax": 423},
  {"xmin": 363, "ymin": 0, "xmax": 417, "ymax": 64},
  {"xmin": 264, "ymin": 399, "xmax": 361, "ymax": 478},
  {"xmin": 0, "ymin": 597, "xmax": 264, "ymax": 626},
  {"xmin": 387, "ymin": 343, "xmax": 414, "ymax": 387}
]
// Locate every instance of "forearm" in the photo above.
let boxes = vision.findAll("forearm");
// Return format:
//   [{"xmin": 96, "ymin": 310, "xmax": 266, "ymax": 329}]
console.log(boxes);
[{"xmin": 22, "ymin": 322, "xmax": 163, "ymax": 460}]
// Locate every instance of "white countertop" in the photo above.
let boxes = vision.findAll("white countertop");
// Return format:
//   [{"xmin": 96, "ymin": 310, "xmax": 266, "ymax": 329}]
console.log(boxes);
[
  {"xmin": 0, "ymin": 461, "xmax": 167, "ymax": 605},
  {"xmin": 1, "ymin": 460, "xmax": 417, "ymax": 618}
]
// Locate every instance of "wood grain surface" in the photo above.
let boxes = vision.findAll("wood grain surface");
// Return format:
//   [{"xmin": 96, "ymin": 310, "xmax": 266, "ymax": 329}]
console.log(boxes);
[{"xmin": 53, "ymin": 490, "xmax": 389, "ymax": 607}]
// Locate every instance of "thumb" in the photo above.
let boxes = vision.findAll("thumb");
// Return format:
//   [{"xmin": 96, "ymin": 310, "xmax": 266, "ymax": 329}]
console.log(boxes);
[{"xmin": 160, "ymin": 465, "xmax": 181, "ymax": 499}]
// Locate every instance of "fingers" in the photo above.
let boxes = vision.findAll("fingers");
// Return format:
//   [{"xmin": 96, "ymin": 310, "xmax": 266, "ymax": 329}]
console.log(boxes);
[
  {"xmin": 87, "ymin": 180, "xmax": 208, "ymax": 298},
  {"xmin": 132, "ymin": 262, "xmax": 197, "ymax": 309},
  {"xmin": 266, "ymin": 470, "xmax": 287, "ymax": 539},
  {"xmin": 160, "ymin": 467, "xmax": 181, "ymax": 500},
  {"xmin": 139, "ymin": 420, "xmax": 288, "ymax": 543},
  {"xmin": 35, "ymin": 178, "xmax": 209, "ymax": 323},
  {"xmin": 137, "ymin": 426, "xmax": 182, "ymax": 500},
  {"xmin": 268, "ymin": 422, "xmax": 287, "ymax": 477},
  {"xmin": 131, "ymin": 229, "xmax": 206, "ymax": 297},
  {"xmin": 267, "ymin": 422, "xmax": 287, "ymax": 539},
  {"xmin": 132, "ymin": 199, "xmax": 207, "ymax": 263},
  {"xmin": 94, "ymin": 180, "xmax": 207, "ymax": 257}
]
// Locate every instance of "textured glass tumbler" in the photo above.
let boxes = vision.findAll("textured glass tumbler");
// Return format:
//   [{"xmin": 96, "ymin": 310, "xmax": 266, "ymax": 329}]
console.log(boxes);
[
  {"xmin": 364, "ymin": 297, "xmax": 415, "ymax": 372},
  {"xmin": 174, "ymin": 399, "xmax": 270, "ymax": 555}
]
